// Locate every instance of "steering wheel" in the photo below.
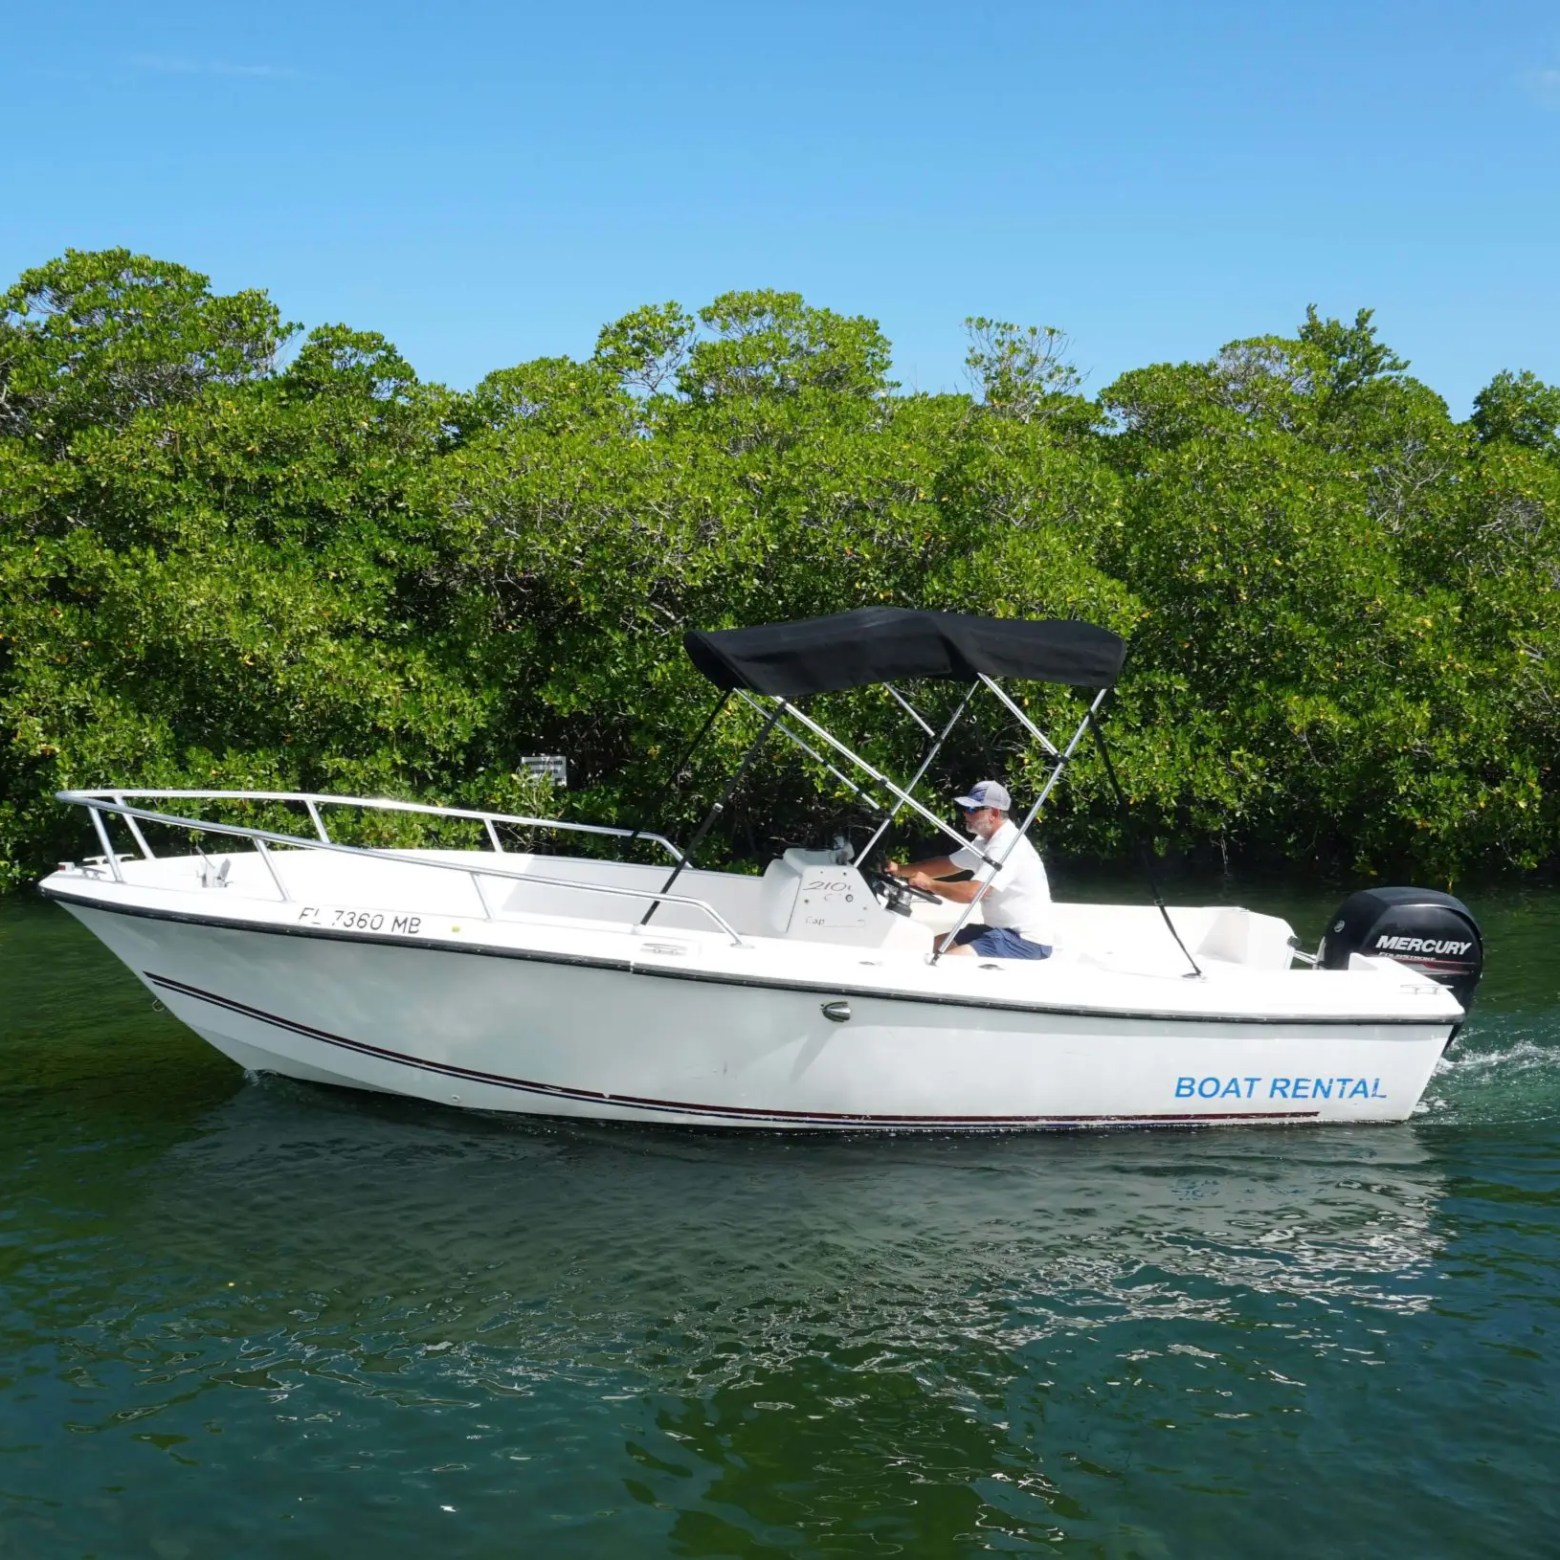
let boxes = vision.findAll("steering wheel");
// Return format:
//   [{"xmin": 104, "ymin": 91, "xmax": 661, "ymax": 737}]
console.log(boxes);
[{"xmin": 863, "ymin": 868, "xmax": 941, "ymax": 914}]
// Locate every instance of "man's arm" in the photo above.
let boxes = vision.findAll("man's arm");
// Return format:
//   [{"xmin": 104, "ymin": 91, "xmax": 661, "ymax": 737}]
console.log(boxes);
[
  {"xmin": 906, "ymin": 874, "xmax": 985, "ymax": 903},
  {"xmin": 886, "ymin": 850, "xmax": 994, "ymax": 902},
  {"xmin": 886, "ymin": 853, "xmax": 962, "ymax": 881}
]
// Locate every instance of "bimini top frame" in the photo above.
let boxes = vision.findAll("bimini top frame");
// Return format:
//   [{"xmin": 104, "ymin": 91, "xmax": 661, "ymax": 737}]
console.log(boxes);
[{"xmin": 652, "ymin": 609, "xmax": 1133, "ymax": 960}]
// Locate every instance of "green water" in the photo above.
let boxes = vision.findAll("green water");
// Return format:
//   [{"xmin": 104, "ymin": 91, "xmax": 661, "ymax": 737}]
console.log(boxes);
[{"xmin": 2, "ymin": 879, "xmax": 1557, "ymax": 1557}]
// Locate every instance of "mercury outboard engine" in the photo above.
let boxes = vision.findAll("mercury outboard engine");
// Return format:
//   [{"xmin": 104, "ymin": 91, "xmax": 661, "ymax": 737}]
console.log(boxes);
[{"xmin": 1318, "ymin": 887, "xmax": 1484, "ymax": 1028}]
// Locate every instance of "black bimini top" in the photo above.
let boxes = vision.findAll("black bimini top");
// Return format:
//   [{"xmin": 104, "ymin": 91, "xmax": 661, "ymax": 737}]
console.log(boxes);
[{"xmin": 684, "ymin": 608, "xmax": 1126, "ymax": 698}]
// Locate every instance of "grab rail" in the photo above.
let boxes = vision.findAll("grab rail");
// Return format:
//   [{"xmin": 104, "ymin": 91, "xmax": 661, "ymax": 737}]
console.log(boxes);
[
  {"xmin": 55, "ymin": 791, "xmax": 746, "ymax": 948},
  {"xmin": 62, "ymin": 789, "xmax": 684, "ymax": 863}
]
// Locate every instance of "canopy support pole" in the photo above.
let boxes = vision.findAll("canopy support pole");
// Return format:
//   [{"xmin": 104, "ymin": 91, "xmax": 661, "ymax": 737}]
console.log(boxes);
[
  {"xmin": 640, "ymin": 701, "xmax": 786, "ymax": 928},
  {"xmin": 1085, "ymin": 704, "xmax": 1203, "ymax": 980},
  {"xmin": 767, "ymin": 698, "xmax": 977, "ymax": 862},
  {"xmin": 930, "ymin": 685, "xmax": 1109, "ymax": 964},
  {"xmin": 857, "ymin": 682, "xmax": 979, "ymax": 869},
  {"xmin": 883, "ymin": 683, "xmax": 934, "ymax": 737},
  {"xmin": 626, "ymin": 690, "xmax": 731, "ymax": 856},
  {"xmin": 733, "ymin": 691, "xmax": 889, "ymax": 818},
  {"xmin": 977, "ymin": 674, "xmax": 1061, "ymax": 758}
]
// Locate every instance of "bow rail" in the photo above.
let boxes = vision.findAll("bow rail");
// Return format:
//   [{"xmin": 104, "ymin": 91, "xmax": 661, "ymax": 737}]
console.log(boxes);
[{"xmin": 54, "ymin": 790, "xmax": 747, "ymax": 947}]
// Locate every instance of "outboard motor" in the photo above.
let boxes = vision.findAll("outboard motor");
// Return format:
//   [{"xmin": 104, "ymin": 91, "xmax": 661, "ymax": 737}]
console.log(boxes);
[{"xmin": 1318, "ymin": 887, "xmax": 1484, "ymax": 1025}]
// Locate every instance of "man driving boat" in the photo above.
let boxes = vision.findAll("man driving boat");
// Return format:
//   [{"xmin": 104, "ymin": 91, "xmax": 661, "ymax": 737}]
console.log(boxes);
[{"xmin": 886, "ymin": 780, "xmax": 1054, "ymax": 959}]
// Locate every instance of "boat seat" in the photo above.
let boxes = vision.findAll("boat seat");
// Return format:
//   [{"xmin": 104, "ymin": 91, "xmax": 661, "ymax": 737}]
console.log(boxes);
[
  {"xmin": 1192, "ymin": 907, "xmax": 1293, "ymax": 970},
  {"xmin": 1195, "ymin": 908, "xmax": 1254, "ymax": 964}
]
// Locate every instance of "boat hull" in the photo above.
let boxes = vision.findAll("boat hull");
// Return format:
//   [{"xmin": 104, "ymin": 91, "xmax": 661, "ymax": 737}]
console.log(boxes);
[{"xmin": 55, "ymin": 899, "xmax": 1450, "ymax": 1131}]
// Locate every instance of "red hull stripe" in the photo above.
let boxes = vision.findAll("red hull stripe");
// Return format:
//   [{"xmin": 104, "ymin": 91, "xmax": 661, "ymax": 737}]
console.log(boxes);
[{"xmin": 146, "ymin": 971, "xmax": 1323, "ymax": 1129}]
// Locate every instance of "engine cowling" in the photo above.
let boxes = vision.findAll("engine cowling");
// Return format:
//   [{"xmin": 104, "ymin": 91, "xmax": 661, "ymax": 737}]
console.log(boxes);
[{"xmin": 1318, "ymin": 886, "xmax": 1483, "ymax": 1019}]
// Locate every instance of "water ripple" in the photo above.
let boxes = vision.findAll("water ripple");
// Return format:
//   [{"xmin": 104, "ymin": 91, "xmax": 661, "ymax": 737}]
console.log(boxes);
[{"xmin": 4, "ymin": 893, "xmax": 1560, "ymax": 1555}]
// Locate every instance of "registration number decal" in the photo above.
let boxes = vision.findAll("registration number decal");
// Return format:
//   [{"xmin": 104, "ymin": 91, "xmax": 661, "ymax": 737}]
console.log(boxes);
[{"xmin": 297, "ymin": 906, "xmax": 423, "ymax": 935}]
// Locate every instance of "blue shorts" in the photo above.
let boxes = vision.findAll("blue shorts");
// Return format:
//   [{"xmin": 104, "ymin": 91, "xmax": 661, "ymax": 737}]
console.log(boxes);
[{"xmin": 951, "ymin": 926, "xmax": 1053, "ymax": 960}]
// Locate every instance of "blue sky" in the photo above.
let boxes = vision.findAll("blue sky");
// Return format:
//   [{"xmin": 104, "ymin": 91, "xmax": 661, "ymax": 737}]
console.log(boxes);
[{"xmin": 5, "ymin": 0, "xmax": 1558, "ymax": 414}]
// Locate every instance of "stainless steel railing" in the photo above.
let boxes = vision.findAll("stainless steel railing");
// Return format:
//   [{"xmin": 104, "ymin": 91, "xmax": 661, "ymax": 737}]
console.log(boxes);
[{"xmin": 55, "ymin": 790, "xmax": 747, "ymax": 947}]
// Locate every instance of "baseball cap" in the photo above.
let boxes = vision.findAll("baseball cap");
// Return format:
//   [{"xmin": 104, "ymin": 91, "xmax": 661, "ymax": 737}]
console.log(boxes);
[{"xmin": 953, "ymin": 780, "xmax": 1011, "ymax": 812}]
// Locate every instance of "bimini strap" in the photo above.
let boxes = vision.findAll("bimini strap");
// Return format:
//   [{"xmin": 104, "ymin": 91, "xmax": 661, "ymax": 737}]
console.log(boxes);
[
  {"xmin": 1087, "ymin": 706, "xmax": 1202, "ymax": 980},
  {"xmin": 626, "ymin": 689, "xmax": 732, "ymax": 855}
]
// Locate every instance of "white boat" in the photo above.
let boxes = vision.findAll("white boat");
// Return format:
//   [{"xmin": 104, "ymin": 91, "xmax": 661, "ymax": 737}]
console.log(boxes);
[{"xmin": 39, "ymin": 608, "xmax": 1484, "ymax": 1131}]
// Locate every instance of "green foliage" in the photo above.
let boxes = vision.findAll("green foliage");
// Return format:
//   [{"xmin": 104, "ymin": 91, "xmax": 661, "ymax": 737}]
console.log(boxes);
[
  {"xmin": 1471, "ymin": 369, "xmax": 1560, "ymax": 455},
  {"xmin": 593, "ymin": 302, "xmax": 698, "ymax": 398},
  {"xmin": 963, "ymin": 317, "xmax": 1085, "ymax": 425},
  {"xmin": 1297, "ymin": 304, "xmax": 1409, "ymax": 401},
  {"xmin": 0, "ymin": 254, "xmax": 1554, "ymax": 889},
  {"xmin": 1094, "ymin": 307, "xmax": 1556, "ymax": 875},
  {"xmin": 679, "ymin": 290, "xmax": 894, "ymax": 404},
  {"xmin": 0, "ymin": 248, "xmax": 291, "ymax": 451}
]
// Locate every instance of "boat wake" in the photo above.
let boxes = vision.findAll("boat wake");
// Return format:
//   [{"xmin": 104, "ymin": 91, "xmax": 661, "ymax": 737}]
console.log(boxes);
[{"xmin": 1416, "ymin": 1020, "xmax": 1560, "ymax": 1123}]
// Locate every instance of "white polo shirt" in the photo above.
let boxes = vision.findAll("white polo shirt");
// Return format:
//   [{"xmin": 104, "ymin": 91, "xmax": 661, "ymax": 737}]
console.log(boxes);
[{"xmin": 952, "ymin": 819, "xmax": 1053, "ymax": 947}]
